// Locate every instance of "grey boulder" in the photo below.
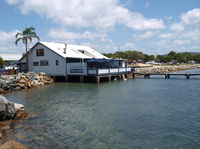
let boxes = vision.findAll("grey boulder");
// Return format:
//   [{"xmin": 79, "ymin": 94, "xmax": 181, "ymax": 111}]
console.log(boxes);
[{"xmin": 0, "ymin": 95, "xmax": 17, "ymax": 121}]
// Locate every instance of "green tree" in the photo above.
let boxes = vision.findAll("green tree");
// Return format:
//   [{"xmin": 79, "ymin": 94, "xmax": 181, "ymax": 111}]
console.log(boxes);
[
  {"xmin": 192, "ymin": 54, "xmax": 200, "ymax": 63},
  {"xmin": 144, "ymin": 54, "xmax": 154, "ymax": 62},
  {"xmin": 15, "ymin": 27, "xmax": 40, "ymax": 72},
  {"xmin": 0, "ymin": 57, "xmax": 4, "ymax": 68}
]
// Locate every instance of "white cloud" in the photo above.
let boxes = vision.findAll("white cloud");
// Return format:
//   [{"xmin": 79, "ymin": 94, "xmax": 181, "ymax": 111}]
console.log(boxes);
[
  {"xmin": 5, "ymin": 0, "xmax": 165, "ymax": 31},
  {"xmin": 123, "ymin": 13, "xmax": 165, "ymax": 30},
  {"xmin": 0, "ymin": 54, "xmax": 22, "ymax": 60},
  {"xmin": 0, "ymin": 30, "xmax": 23, "ymax": 54},
  {"xmin": 174, "ymin": 40, "xmax": 191, "ymax": 45},
  {"xmin": 138, "ymin": 31, "xmax": 158, "ymax": 39},
  {"xmin": 181, "ymin": 8, "xmax": 200, "ymax": 24},
  {"xmin": 159, "ymin": 33, "xmax": 174, "ymax": 39},
  {"xmin": 122, "ymin": 42, "xmax": 135, "ymax": 49},
  {"xmin": 170, "ymin": 23, "xmax": 184, "ymax": 32},
  {"xmin": 181, "ymin": 29, "xmax": 200, "ymax": 40},
  {"xmin": 0, "ymin": 30, "xmax": 18, "ymax": 43},
  {"xmin": 48, "ymin": 28, "xmax": 109, "ymax": 43}
]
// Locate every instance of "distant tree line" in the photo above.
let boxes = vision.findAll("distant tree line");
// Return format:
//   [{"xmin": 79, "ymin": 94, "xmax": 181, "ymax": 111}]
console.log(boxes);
[{"xmin": 103, "ymin": 51, "xmax": 200, "ymax": 63}]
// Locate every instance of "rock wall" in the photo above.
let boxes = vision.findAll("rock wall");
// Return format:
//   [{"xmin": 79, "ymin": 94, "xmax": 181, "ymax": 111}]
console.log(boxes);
[
  {"xmin": 135, "ymin": 65, "xmax": 200, "ymax": 73},
  {"xmin": 0, "ymin": 72, "xmax": 53, "ymax": 94}
]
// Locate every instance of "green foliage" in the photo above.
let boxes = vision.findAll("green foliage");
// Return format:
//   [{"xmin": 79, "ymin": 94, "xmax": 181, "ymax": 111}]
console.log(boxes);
[
  {"xmin": 103, "ymin": 50, "xmax": 200, "ymax": 63},
  {"xmin": 0, "ymin": 57, "xmax": 4, "ymax": 69},
  {"xmin": 15, "ymin": 27, "xmax": 40, "ymax": 47},
  {"xmin": 0, "ymin": 57, "xmax": 3, "ymax": 65}
]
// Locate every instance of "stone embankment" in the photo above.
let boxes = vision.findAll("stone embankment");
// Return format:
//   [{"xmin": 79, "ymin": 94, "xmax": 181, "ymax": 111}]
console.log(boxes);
[
  {"xmin": 135, "ymin": 64, "xmax": 200, "ymax": 73},
  {"xmin": 0, "ymin": 96, "xmax": 29, "ymax": 149},
  {"xmin": 0, "ymin": 72, "xmax": 53, "ymax": 94}
]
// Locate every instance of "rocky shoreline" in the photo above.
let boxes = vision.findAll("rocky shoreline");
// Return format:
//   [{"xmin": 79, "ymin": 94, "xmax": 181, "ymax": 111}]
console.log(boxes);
[
  {"xmin": 134, "ymin": 64, "xmax": 200, "ymax": 74},
  {"xmin": 0, "ymin": 72, "xmax": 53, "ymax": 94},
  {"xmin": 0, "ymin": 96, "xmax": 31, "ymax": 149}
]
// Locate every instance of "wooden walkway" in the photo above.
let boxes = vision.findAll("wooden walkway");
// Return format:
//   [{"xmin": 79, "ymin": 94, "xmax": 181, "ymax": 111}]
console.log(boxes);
[{"xmin": 132, "ymin": 72, "xmax": 200, "ymax": 79}]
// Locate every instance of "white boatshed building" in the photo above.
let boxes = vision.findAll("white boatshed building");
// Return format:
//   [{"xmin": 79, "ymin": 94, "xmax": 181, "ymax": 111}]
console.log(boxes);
[{"xmin": 19, "ymin": 41, "xmax": 131, "ymax": 82}]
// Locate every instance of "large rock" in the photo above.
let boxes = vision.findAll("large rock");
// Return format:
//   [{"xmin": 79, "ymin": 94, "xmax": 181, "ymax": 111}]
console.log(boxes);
[
  {"xmin": 0, "ymin": 72, "xmax": 53, "ymax": 92},
  {"xmin": 0, "ymin": 141, "xmax": 27, "ymax": 149},
  {"xmin": 0, "ymin": 96, "xmax": 17, "ymax": 121}
]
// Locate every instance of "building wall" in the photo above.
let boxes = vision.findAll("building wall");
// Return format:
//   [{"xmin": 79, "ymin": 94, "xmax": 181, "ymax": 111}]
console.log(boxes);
[
  {"xmin": 66, "ymin": 62, "xmax": 87, "ymax": 75},
  {"xmin": 28, "ymin": 44, "xmax": 66, "ymax": 76}
]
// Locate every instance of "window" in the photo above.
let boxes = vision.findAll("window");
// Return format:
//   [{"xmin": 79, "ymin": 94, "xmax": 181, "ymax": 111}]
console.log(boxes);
[
  {"xmin": 33, "ymin": 62, "xmax": 39, "ymax": 66},
  {"xmin": 56, "ymin": 60, "xmax": 59, "ymax": 65},
  {"xmin": 66, "ymin": 58, "xmax": 82, "ymax": 63},
  {"xmin": 36, "ymin": 49, "xmax": 44, "ymax": 56},
  {"xmin": 40, "ymin": 60, "xmax": 48, "ymax": 66}
]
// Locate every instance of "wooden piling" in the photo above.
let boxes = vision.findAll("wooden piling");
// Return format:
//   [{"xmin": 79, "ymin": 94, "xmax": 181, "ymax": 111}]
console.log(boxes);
[
  {"xmin": 96, "ymin": 76, "xmax": 100, "ymax": 83},
  {"xmin": 65, "ymin": 76, "xmax": 69, "ymax": 82},
  {"xmin": 185, "ymin": 74, "xmax": 190, "ymax": 79},
  {"xmin": 80, "ymin": 76, "xmax": 84, "ymax": 83},
  {"xmin": 108, "ymin": 76, "xmax": 111, "ymax": 82}
]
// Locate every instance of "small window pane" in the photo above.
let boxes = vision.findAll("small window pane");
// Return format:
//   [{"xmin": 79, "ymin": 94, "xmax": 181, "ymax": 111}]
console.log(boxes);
[
  {"xmin": 56, "ymin": 60, "xmax": 59, "ymax": 65},
  {"xmin": 40, "ymin": 60, "xmax": 48, "ymax": 66},
  {"xmin": 33, "ymin": 62, "xmax": 39, "ymax": 66},
  {"xmin": 36, "ymin": 49, "xmax": 44, "ymax": 56}
]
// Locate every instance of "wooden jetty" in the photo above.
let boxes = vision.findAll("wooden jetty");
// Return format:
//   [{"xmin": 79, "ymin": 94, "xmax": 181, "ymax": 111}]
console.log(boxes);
[{"xmin": 132, "ymin": 72, "xmax": 200, "ymax": 79}]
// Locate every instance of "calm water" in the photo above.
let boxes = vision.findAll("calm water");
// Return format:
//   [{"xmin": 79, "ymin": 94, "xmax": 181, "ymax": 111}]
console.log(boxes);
[{"xmin": 5, "ymin": 69, "xmax": 200, "ymax": 149}]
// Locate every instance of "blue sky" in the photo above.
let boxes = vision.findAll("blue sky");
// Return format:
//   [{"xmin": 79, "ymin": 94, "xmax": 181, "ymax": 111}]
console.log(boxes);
[{"xmin": 0, "ymin": 0, "xmax": 199, "ymax": 60}]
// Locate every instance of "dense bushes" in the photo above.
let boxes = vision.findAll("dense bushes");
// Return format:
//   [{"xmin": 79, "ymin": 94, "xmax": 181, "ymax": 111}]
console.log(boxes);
[{"xmin": 103, "ymin": 51, "xmax": 200, "ymax": 63}]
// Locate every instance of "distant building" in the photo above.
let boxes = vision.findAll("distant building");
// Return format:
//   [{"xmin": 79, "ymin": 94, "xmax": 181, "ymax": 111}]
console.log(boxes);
[{"xmin": 18, "ymin": 42, "xmax": 131, "ymax": 81}]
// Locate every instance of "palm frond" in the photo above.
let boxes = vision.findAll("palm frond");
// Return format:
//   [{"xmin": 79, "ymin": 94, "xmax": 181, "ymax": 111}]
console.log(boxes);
[
  {"xmin": 15, "ymin": 38, "xmax": 22, "ymax": 45},
  {"xmin": 15, "ymin": 27, "xmax": 40, "ymax": 47},
  {"xmin": 15, "ymin": 32, "xmax": 23, "ymax": 38},
  {"xmin": 29, "ymin": 27, "xmax": 35, "ymax": 31},
  {"xmin": 33, "ymin": 35, "xmax": 40, "ymax": 41},
  {"xmin": 29, "ymin": 32, "xmax": 37, "ymax": 36}
]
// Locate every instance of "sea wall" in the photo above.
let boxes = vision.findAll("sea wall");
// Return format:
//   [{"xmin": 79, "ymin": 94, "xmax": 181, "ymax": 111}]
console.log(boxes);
[
  {"xmin": 135, "ymin": 64, "xmax": 200, "ymax": 73},
  {"xmin": 0, "ymin": 72, "xmax": 53, "ymax": 94}
]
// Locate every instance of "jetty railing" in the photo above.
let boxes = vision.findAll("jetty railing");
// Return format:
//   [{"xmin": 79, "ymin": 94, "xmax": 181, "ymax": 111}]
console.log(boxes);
[{"xmin": 88, "ymin": 67, "xmax": 132, "ymax": 75}]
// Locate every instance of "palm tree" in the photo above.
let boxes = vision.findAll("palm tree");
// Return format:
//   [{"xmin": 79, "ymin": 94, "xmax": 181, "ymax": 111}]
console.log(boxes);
[{"xmin": 15, "ymin": 27, "xmax": 40, "ymax": 72}]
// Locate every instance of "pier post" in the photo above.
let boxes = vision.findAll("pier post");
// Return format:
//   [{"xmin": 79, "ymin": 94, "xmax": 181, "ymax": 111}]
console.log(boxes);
[
  {"xmin": 65, "ymin": 76, "xmax": 69, "ymax": 82},
  {"xmin": 52, "ymin": 76, "xmax": 56, "ymax": 81},
  {"xmin": 80, "ymin": 76, "xmax": 84, "ymax": 83},
  {"xmin": 132, "ymin": 73, "xmax": 135, "ymax": 78},
  {"xmin": 125, "ymin": 74, "xmax": 128, "ymax": 79},
  {"xmin": 96, "ymin": 77, "xmax": 100, "ymax": 83},
  {"xmin": 165, "ymin": 74, "xmax": 170, "ymax": 79},
  {"xmin": 108, "ymin": 76, "xmax": 111, "ymax": 82},
  {"xmin": 144, "ymin": 74, "xmax": 150, "ymax": 78},
  {"xmin": 122, "ymin": 74, "xmax": 125, "ymax": 80},
  {"xmin": 185, "ymin": 74, "xmax": 190, "ymax": 79}
]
